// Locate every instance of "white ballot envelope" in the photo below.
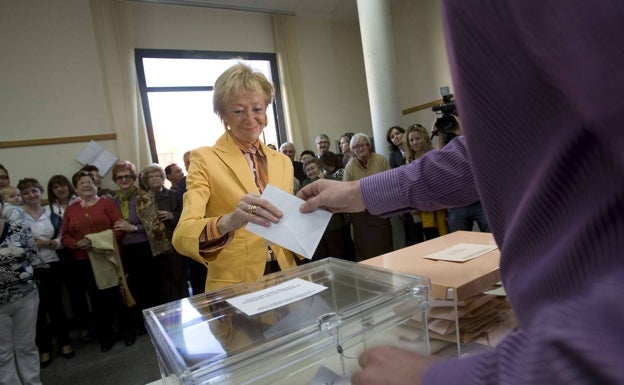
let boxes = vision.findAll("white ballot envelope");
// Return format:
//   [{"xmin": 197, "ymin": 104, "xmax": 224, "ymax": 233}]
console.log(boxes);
[
  {"xmin": 423, "ymin": 243, "xmax": 498, "ymax": 262},
  {"xmin": 246, "ymin": 184, "xmax": 332, "ymax": 259}
]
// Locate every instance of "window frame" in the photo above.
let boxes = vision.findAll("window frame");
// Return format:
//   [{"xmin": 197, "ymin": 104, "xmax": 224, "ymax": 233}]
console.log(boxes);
[{"xmin": 135, "ymin": 49, "xmax": 287, "ymax": 162}]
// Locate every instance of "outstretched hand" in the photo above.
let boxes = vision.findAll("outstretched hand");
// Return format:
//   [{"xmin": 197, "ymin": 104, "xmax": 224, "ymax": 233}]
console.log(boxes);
[
  {"xmin": 296, "ymin": 179, "xmax": 366, "ymax": 213},
  {"xmin": 351, "ymin": 346, "xmax": 440, "ymax": 385}
]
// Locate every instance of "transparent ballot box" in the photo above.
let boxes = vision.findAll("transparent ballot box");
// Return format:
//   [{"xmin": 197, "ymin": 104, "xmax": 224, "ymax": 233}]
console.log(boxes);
[{"xmin": 144, "ymin": 258, "xmax": 430, "ymax": 385}]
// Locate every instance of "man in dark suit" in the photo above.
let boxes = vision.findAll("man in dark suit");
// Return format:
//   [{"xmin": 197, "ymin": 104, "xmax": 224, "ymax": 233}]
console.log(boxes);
[
  {"xmin": 279, "ymin": 141, "xmax": 306, "ymax": 184},
  {"xmin": 175, "ymin": 150, "xmax": 206, "ymax": 296},
  {"xmin": 165, "ymin": 163, "xmax": 184, "ymax": 190}
]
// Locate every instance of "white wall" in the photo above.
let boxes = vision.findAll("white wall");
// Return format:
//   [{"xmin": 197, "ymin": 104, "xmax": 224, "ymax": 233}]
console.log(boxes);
[
  {"xmin": 293, "ymin": 17, "xmax": 371, "ymax": 153},
  {"xmin": 0, "ymin": 0, "xmax": 118, "ymax": 192},
  {"xmin": 392, "ymin": 0, "xmax": 453, "ymax": 130},
  {"xmin": 131, "ymin": 3, "xmax": 275, "ymax": 52},
  {"xmin": 0, "ymin": 0, "xmax": 451, "ymax": 197}
]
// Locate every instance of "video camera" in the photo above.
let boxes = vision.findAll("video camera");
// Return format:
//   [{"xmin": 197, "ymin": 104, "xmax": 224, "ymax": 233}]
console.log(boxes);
[{"xmin": 431, "ymin": 86, "xmax": 459, "ymax": 144}]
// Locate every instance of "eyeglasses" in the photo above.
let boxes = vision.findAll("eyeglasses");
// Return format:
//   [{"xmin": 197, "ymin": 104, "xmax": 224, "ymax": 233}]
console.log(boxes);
[
  {"xmin": 352, "ymin": 144, "xmax": 369, "ymax": 150},
  {"xmin": 0, "ymin": 175, "xmax": 8, "ymax": 180},
  {"xmin": 316, "ymin": 141, "xmax": 330, "ymax": 145},
  {"xmin": 78, "ymin": 181, "xmax": 94, "ymax": 187},
  {"xmin": 115, "ymin": 175, "xmax": 134, "ymax": 181},
  {"xmin": 147, "ymin": 175, "xmax": 163, "ymax": 180}
]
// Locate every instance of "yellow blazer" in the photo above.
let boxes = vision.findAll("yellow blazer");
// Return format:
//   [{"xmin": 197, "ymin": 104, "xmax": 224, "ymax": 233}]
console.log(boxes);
[{"xmin": 172, "ymin": 132, "xmax": 297, "ymax": 292}]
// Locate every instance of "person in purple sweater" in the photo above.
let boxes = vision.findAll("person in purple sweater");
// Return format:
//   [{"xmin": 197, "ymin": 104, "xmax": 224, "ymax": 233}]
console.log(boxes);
[{"xmin": 298, "ymin": 0, "xmax": 624, "ymax": 384}]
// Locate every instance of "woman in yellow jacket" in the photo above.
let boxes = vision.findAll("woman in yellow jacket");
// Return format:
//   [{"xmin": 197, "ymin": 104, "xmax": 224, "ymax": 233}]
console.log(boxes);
[{"xmin": 172, "ymin": 63, "xmax": 297, "ymax": 292}]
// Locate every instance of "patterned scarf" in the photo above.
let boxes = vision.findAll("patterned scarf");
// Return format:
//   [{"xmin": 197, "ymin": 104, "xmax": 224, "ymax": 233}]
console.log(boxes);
[
  {"xmin": 229, "ymin": 131, "xmax": 268, "ymax": 192},
  {"xmin": 118, "ymin": 186, "xmax": 137, "ymax": 220}
]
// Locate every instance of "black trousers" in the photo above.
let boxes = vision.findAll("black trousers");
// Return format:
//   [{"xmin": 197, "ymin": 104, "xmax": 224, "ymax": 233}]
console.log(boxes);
[{"xmin": 263, "ymin": 260, "xmax": 281, "ymax": 275}]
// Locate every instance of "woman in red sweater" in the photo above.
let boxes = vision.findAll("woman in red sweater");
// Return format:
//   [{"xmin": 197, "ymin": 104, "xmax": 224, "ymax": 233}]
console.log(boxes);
[{"xmin": 61, "ymin": 171, "xmax": 135, "ymax": 352}]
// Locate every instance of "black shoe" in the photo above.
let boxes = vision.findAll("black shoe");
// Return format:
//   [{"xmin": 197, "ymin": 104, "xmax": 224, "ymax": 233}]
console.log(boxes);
[
  {"xmin": 60, "ymin": 345, "xmax": 75, "ymax": 359},
  {"xmin": 124, "ymin": 336, "xmax": 136, "ymax": 346},
  {"xmin": 40, "ymin": 353, "xmax": 52, "ymax": 369},
  {"xmin": 79, "ymin": 330, "xmax": 92, "ymax": 343},
  {"xmin": 100, "ymin": 342, "xmax": 114, "ymax": 353}
]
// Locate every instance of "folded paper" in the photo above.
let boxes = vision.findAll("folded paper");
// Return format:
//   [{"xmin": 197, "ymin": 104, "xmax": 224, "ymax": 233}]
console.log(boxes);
[
  {"xmin": 423, "ymin": 243, "xmax": 497, "ymax": 262},
  {"xmin": 246, "ymin": 184, "xmax": 332, "ymax": 259}
]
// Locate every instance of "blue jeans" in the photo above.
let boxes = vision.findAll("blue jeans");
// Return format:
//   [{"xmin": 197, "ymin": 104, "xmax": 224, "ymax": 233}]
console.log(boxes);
[{"xmin": 448, "ymin": 201, "xmax": 490, "ymax": 232}]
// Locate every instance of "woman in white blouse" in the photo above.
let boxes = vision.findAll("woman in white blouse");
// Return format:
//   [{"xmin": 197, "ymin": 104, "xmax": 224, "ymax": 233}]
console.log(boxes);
[{"xmin": 18, "ymin": 178, "xmax": 74, "ymax": 368}]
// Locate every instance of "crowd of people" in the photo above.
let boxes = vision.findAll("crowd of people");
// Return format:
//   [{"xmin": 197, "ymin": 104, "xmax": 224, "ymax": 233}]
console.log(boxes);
[
  {"xmin": 1, "ymin": 63, "xmax": 487, "ymax": 385},
  {"xmin": 275, "ymin": 118, "xmax": 486, "ymax": 262},
  {"xmin": 4, "ymin": 1, "xmax": 622, "ymax": 382},
  {"xmin": 0, "ymin": 158, "xmax": 203, "ymax": 384}
]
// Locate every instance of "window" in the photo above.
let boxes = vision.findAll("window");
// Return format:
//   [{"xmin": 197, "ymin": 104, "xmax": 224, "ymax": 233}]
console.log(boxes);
[{"xmin": 135, "ymin": 49, "xmax": 286, "ymax": 166}]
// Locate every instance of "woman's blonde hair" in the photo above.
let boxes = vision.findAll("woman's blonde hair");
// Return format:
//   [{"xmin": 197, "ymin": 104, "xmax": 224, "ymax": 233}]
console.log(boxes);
[
  {"xmin": 405, "ymin": 124, "xmax": 433, "ymax": 162},
  {"xmin": 212, "ymin": 63, "xmax": 274, "ymax": 120}
]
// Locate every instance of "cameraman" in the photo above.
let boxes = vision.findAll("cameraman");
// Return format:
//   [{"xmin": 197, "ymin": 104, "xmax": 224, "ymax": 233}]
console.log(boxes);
[{"xmin": 432, "ymin": 116, "xmax": 489, "ymax": 232}]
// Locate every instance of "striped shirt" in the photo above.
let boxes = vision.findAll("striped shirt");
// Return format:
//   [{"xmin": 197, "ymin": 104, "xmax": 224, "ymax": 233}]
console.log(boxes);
[
  {"xmin": 362, "ymin": 1, "xmax": 624, "ymax": 383},
  {"xmin": 230, "ymin": 133, "xmax": 268, "ymax": 192}
]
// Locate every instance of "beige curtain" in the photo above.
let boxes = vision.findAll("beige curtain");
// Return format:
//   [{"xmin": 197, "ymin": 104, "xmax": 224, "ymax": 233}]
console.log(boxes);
[
  {"xmin": 271, "ymin": 14, "xmax": 309, "ymax": 153},
  {"xmin": 90, "ymin": 0, "xmax": 151, "ymax": 169}
]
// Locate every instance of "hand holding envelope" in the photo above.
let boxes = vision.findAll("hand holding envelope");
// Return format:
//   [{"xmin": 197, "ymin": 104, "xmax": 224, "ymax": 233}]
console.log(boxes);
[{"xmin": 246, "ymin": 184, "xmax": 332, "ymax": 259}]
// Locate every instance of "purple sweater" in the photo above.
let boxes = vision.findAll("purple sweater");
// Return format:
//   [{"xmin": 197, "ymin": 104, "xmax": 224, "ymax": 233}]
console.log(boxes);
[{"xmin": 362, "ymin": 1, "xmax": 624, "ymax": 383}]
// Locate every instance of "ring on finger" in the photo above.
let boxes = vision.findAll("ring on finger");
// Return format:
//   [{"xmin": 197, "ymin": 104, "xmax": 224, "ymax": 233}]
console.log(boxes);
[{"xmin": 248, "ymin": 203, "xmax": 258, "ymax": 215}]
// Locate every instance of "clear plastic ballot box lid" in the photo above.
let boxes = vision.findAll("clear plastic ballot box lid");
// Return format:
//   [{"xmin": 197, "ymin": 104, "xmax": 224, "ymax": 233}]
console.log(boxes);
[{"xmin": 144, "ymin": 258, "xmax": 430, "ymax": 385}]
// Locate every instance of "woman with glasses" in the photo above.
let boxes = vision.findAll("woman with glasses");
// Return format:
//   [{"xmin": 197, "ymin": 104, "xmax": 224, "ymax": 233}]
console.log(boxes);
[
  {"xmin": 111, "ymin": 161, "xmax": 168, "ymax": 333},
  {"xmin": 78, "ymin": 165, "xmax": 115, "ymax": 198},
  {"xmin": 46, "ymin": 174, "xmax": 92, "ymax": 343},
  {"xmin": 17, "ymin": 178, "xmax": 74, "ymax": 368},
  {"xmin": 61, "ymin": 171, "xmax": 134, "ymax": 353},
  {"xmin": 139, "ymin": 164, "xmax": 187, "ymax": 302},
  {"xmin": 343, "ymin": 133, "xmax": 393, "ymax": 261}
]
